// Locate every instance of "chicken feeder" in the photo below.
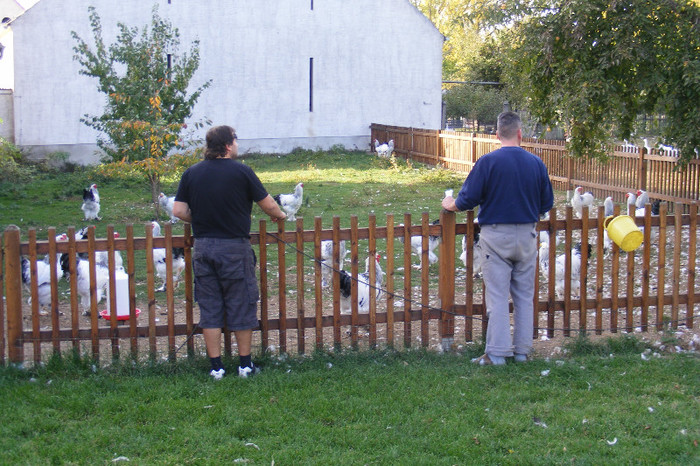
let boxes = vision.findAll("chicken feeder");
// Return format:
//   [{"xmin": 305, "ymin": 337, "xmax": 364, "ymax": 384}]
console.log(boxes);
[
  {"xmin": 603, "ymin": 215, "xmax": 643, "ymax": 252},
  {"xmin": 101, "ymin": 268, "xmax": 140, "ymax": 320}
]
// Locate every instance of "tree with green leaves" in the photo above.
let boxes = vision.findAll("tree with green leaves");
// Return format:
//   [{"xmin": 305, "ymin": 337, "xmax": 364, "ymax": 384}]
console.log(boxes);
[
  {"xmin": 412, "ymin": 0, "xmax": 512, "ymax": 129},
  {"xmin": 496, "ymin": 0, "xmax": 700, "ymax": 164},
  {"xmin": 72, "ymin": 5, "xmax": 211, "ymax": 164},
  {"xmin": 72, "ymin": 6, "xmax": 211, "ymax": 213}
]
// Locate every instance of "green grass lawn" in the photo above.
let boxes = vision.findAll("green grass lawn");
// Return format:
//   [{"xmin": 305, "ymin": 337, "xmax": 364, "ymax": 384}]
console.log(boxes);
[
  {"xmin": 0, "ymin": 148, "xmax": 466, "ymax": 240},
  {"xmin": 0, "ymin": 341, "xmax": 698, "ymax": 464}
]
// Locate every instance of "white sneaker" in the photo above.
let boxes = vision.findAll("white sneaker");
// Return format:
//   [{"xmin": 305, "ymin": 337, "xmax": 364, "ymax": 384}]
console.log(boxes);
[
  {"xmin": 209, "ymin": 368, "xmax": 225, "ymax": 380},
  {"xmin": 238, "ymin": 364, "xmax": 260, "ymax": 378}
]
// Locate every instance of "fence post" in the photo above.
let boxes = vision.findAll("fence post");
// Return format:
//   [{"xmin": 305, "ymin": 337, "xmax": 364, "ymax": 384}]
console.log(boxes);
[
  {"xmin": 438, "ymin": 210, "xmax": 456, "ymax": 350},
  {"xmin": 4, "ymin": 225, "xmax": 23, "ymax": 364},
  {"xmin": 639, "ymin": 147, "xmax": 648, "ymax": 192}
]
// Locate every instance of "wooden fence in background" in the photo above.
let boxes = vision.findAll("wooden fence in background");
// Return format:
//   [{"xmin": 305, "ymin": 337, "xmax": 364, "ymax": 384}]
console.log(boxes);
[
  {"xmin": 2, "ymin": 203, "xmax": 698, "ymax": 365},
  {"xmin": 371, "ymin": 124, "xmax": 700, "ymax": 210}
]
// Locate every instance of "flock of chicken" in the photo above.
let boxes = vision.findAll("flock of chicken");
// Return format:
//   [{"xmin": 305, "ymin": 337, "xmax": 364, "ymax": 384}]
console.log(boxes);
[
  {"xmin": 538, "ymin": 186, "xmax": 661, "ymax": 300},
  {"xmin": 21, "ymin": 184, "xmax": 186, "ymax": 317},
  {"xmin": 22, "ymin": 171, "xmax": 663, "ymax": 318}
]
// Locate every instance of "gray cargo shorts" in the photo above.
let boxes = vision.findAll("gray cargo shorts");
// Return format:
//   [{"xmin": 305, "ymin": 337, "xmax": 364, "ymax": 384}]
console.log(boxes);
[{"xmin": 192, "ymin": 237, "xmax": 259, "ymax": 331}]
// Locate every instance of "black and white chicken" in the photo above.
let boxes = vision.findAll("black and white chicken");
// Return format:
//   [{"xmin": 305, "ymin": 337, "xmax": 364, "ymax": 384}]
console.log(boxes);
[
  {"xmin": 399, "ymin": 219, "xmax": 441, "ymax": 268},
  {"xmin": 571, "ymin": 186, "xmax": 594, "ymax": 219},
  {"xmin": 60, "ymin": 251, "xmax": 109, "ymax": 315},
  {"xmin": 20, "ymin": 233, "xmax": 68, "ymax": 315},
  {"xmin": 273, "ymin": 182, "xmax": 304, "ymax": 221},
  {"xmin": 81, "ymin": 183, "xmax": 101, "ymax": 221},
  {"xmin": 158, "ymin": 192, "xmax": 178, "ymax": 223},
  {"xmin": 338, "ymin": 253, "xmax": 383, "ymax": 314},
  {"xmin": 320, "ymin": 239, "xmax": 347, "ymax": 288},
  {"xmin": 374, "ymin": 139, "xmax": 395, "ymax": 158},
  {"xmin": 151, "ymin": 221, "xmax": 186, "ymax": 292},
  {"xmin": 75, "ymin": 227, "xmax": 123, "ymax": 269}
]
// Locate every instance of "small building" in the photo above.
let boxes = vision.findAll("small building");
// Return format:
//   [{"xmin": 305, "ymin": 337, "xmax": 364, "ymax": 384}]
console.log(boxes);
[{"xmin": 7, "ymin": 0, "xmax": 443, "ymax": 164}]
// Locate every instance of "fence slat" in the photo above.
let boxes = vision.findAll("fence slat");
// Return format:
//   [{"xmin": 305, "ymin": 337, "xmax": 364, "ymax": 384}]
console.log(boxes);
[
  {"xmin": 145, "ymin": 223, "xmax": 157, "ymax": 357},
  {"xmin": 656, "ymin": 204, "xmax": 667, "ymax": 330},
  {"xmin": 259, "ymin": 219, "xmax": 269, "ymax": 352},
  {"xmin": 672, "ymin": 205, "xmax": 683, "ymax": 329},
  {"xmin": 402, "ymin": 213, "xmax": 412, "ymax": 347},
  {"xmin": 48, "ymin": 227, "xmax": 60, "ymax": 353},
  {"xmin": 688, "ymin": 203, "xmax": 698, "ymax": 328},
  {"xmin": 277, "ymin": 220, "xmax": 287, "ymax": 354},
  {"xmin": 349, "ymin": 216, "xmax": 359, "ymax": 348},
  {"xmin": 296, "ymin": 217, "xmax": 306, "ymax": 354},
  {"xmin": 312, "ymin": 217, "xmax": 322, "ymax": 349},
  {"xmin": 438, "ymin": 210, "xmax": 455, "ymax": 348},
  {"xmin": 420, "ymin": 213, "xmax": 430, "ymax": 347},
  {"xmin": 0, "ymin": 229, "xmax": 4, "ymax": 364},
  {"xmin": 126, "ymin": 224, "xmax": 138, "ymax": 356}
]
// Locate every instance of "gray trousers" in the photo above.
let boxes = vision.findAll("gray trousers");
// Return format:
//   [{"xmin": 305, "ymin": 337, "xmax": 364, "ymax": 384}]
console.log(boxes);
[{"xmin": 478, "ymin": 223, "xmax": 538, "ymax": 357}]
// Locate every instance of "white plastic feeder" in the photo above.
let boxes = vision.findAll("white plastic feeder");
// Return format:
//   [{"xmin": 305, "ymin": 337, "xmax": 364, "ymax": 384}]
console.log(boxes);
[{"xmin": 107, "ymin": 268, "xmax": 130, "ymax": 318}]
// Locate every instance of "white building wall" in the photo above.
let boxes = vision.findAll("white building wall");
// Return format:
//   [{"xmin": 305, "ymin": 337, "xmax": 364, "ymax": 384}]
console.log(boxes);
[{"xmin": 11, "ymin": 0, "xmax": 443, "ymax": 163}]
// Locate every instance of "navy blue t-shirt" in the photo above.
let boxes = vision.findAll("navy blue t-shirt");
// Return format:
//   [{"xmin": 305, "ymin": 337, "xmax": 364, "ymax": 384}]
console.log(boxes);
[
  {"xmin": 175, "ymin": 158, "xmax": 268, "ymax": 238},
  {"xmin": 454, "ymin": 146, "xmax": 554, "ymax": 225}
]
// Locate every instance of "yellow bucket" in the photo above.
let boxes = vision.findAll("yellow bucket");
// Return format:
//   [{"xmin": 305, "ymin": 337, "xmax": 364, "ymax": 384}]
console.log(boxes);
[{"xmin": 604, "ymin": 215, "xmax": 644, "ymax": 252}]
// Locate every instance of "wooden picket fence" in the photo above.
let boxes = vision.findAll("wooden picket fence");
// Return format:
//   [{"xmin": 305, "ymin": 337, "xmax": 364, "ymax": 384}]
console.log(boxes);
[
  {"xmin": 371, "ymin": 124, "xmax": 700, "ymax": 211},
  {"xmin": 2, "ymin": 203, "xmax": 698, "ymax": 365}
]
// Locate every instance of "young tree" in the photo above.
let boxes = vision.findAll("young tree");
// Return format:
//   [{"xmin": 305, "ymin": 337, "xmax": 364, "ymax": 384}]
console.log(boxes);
[
  {"xmin": 72, "ymin": 5, "xmax": 211, "ymax": 164},
  {"xmin": 496, "ymin": 0, "xmax": 700, "ymax": 164},
  {"xmin": 72, "ymin": 6, "xmax": 211, "ymax": 213}
]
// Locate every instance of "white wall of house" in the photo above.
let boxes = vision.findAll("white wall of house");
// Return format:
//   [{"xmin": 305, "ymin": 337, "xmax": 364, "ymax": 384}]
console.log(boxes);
[{"xmin": 11, "ymin": 0, "xmax": 443, "ymax": 164}]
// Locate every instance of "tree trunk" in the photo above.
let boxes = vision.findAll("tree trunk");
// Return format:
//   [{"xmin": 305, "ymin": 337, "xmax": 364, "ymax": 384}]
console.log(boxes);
[{"xmin": 150, "ymin": 174, "xmax": 161, "ymax": 220}]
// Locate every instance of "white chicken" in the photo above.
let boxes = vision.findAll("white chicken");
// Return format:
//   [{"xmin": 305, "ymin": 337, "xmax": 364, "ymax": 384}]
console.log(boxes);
[
  {"xmin": 603, "ymin": 196, "xmax": 614, "ymax": 254},
  {"xmin": 539, "ymin": 242, "xmax": 591, "ymax": 299},
  {"xmin": 460, "ymin": 231, "xmax": 482, "ymax": 278},
  {"xmin": 60, "ymin": 252, "xmax": 109, "ymax": 315},
  {"xmin": 338, "ymin": 253, "xmax": 383, "ymax": 314},
  {"xmin": 571, "ymin": 186, "xmax": 594, "ymax": 219},
  {"xmin": 374, "ymin": 139, "xmax": 395, "ymax": 158},
  {"xmin": 151, "ymin": 221, "xmax": 186, "ymax": 292},
  {"xmin": 20, "ymin": 233, "xmax": 68, "ymax": 315},
  {"xmin": 634, "ymin": 189, "xmax": 649, "ymax": 217},
  {"xmin": 81, "ymin": 183, "xmax": 101, "ymax": 221},
  {"xmin": 320, "ymin": 239, "xmax": 348, "ymax": 288},
  {"xmin": 158, "ymin": 192, "xmax": 178, "ymax": 223},
  {"xmin": 399, "ymin": 219, "xmax": 441, "ymax": 268},
  {"xmin": 96, "ymin": 231, "xmax": 123, "ymax": 270},
  {"xmin": 625, "ymin": 191, "xmax": 637, "ymax": 213},
  {"xmin": 273, "ymin": 182, "xmax": 304, "ymax": 221}
]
